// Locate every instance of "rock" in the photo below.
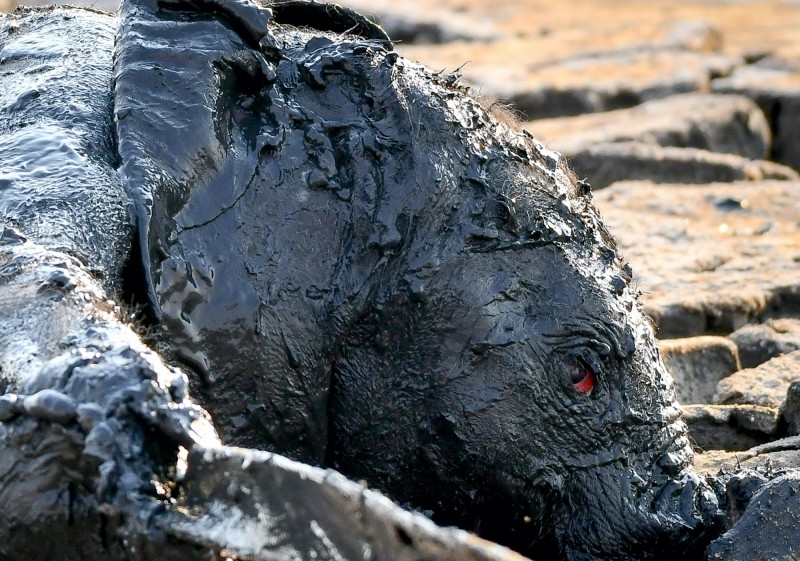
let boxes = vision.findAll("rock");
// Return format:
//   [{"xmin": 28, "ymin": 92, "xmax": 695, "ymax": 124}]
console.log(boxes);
[
  {"xmin": 662, "ymin": 20, "xmax": 723, "ymax": 53},
  {"xmin": 694, "ymin": 442, "xmax": 800, "ymax": 475},
  {"xmin": 392, "ymin": 1, "xmax": 800, "ymax": 101},
  {"xmin": 693, "ymin": 449, "xmax": 750, "ymax": 474},
  {"xmin": 747, "ymin": 435, "xmax": 800, "ymax": 456},
  {"xmin": 712, "ymin": 65, "xmax": 800, "ymax": 171},
  {"xmin": 740, "ymin": 448, "xmax": 800, "ymax": 474},
  {"xmin": 519, "ymin": 90, "xmax": 799, "ymax": 189},
  {"xmin": 728, "ymin": 318, "xmax": 800, "ymax": 369},
  {"xmin": 562, "ymin": 142, "xmax": 797, "ymax": 189},
  {"xmin": 660, "ymin": 336, "xmax": 740, "ymax": 404},
  {"xmin": 779, "ymin": 380, "xmax": 800, "ymax": 436},
  {"xmin": 682, "ymin": 404, "xmax": 777, "ymax": 452},
  {"xmin": 361, "ymin": 13, "xmax": 499, "ymax": 44},
  {"xmin": 526, "ymin": 93, "xmax": 772, "ymax": 161},
  {"xmin": 594, "ymin": 181, "xmax": 800, "ymax": 338},
  {"xmin": 318, "ymin": 0, "xmax": 501, "ymax": 44},
  {"xmin": 707, "ymin": 472, "xmax": 800, "ymax": 561},
  {"xmin": 722, "ymin": 469, "xmax": 770, "ymax": 526},
  {"xmin": 491, "ymin": 50, "xmax": 741, "ymax": 120},
  {"xmin": 714, "ymin": 350, "xmax": 800, "ymax": 408},
  {"xmin": 0, "ymin": 0, "xmax": 12, "ymax": 12}
]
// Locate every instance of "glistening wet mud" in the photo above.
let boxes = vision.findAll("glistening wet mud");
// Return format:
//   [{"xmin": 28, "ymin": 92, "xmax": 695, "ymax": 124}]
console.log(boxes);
[{"xmin": 1, "ymin": 1, "xmax": 779, "ymax": 560}]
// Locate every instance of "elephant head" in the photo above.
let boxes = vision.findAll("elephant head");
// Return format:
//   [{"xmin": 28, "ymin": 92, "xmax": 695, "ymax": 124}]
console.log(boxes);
[{"xmin": 113, "ymin": 0, "xmax": 724, "ymax": 558}]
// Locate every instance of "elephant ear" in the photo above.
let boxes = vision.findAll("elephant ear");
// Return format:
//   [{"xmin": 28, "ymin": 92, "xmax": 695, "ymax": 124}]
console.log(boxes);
[
  {"xmin": 114, "ymin": 0, "xmax": 390, "ymax": 319},
  {"xmin": 114, "ymin": 0, "xmax": 275, "ymax": 317}
]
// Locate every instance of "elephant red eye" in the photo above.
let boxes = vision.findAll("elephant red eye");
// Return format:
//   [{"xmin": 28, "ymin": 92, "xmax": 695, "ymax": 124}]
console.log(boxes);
[{"xmin": 569, "ymin": 362, "xmax": 595, "ymax": 394}]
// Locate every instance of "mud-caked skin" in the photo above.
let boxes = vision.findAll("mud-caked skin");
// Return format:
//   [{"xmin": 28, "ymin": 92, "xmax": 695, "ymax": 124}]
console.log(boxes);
[{"xmin": 0, "ymin": 1, "xmax": 789, "ymax": 560}]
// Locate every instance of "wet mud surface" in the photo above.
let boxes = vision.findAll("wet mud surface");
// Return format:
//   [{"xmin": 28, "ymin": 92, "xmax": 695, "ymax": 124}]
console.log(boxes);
[{"xmin": 1, "ymin": 1, "xmax": 799, "ymax": 560}]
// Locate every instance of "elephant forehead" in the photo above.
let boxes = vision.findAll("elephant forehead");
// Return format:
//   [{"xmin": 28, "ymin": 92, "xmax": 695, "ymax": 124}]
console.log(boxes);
[{"xmin": 428, "ymin": 246, "xmax": 626, "ymax": 339}]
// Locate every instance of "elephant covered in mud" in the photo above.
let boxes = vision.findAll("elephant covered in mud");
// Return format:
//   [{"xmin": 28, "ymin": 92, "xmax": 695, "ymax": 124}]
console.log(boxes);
[{"xmin": 0, "ymin": 1, "xmax": 795, "ymax": 560}]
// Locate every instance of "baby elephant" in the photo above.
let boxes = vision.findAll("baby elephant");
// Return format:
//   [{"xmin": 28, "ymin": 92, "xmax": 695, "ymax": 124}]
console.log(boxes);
[{"xmin": 2, "ymin": 0, "xmax": 790, "ymax": 559}]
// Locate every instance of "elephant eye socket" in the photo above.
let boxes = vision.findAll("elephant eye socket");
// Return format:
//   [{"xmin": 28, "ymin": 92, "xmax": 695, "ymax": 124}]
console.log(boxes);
[{"xmin": 569, "ymin": 361, "xmax": 595, "ymax": 394}]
